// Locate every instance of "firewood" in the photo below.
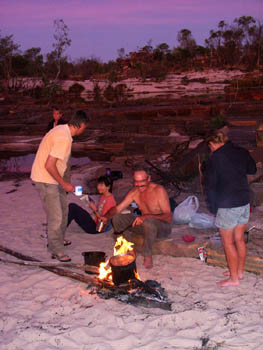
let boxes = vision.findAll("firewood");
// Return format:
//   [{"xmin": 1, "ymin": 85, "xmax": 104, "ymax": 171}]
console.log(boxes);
[
  {"xmin": 0, "ymin": 257, "xmax": 99, "ymax": 274},
  {"xmin": 0, "ymin": 244, "xmax": 106, "ymax": 286}
]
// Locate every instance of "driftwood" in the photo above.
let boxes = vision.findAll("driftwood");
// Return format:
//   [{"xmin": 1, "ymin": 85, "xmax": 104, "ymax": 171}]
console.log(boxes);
[
  {"xmin": 0, "ymin": 244, "xmax": 111, "ymax": 287},
  {"xmin": 0, "ymin": 257, "xmax": 99, "ymax": 274}
]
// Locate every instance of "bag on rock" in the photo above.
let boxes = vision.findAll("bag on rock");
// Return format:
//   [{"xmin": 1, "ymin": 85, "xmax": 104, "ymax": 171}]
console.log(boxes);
[
  {"xmin": 172, "ymin": 196, "xmax": 199, "ymax": 224},
  {"xmin": 189, "ymin": 213, "xmax": 216, "ymax": 229}
]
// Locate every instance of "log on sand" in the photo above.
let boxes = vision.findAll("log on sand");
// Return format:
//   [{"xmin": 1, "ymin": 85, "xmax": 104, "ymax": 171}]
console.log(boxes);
[
  {"xmin": 207, "ymin": 247, "xmax": 263, "ymax": 275},
  {"xmin": 0, "ymin": 244, "xmax": 112, "ymax": 288}
]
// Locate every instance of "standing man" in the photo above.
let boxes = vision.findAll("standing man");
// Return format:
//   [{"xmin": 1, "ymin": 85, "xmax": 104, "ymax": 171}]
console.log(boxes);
[
  {"xmin": 46, "ymin": 106, "xmax": 67, "ymax": 132},
  {"xmin": 31, "ymin": 110, "xmax": 89, "ymax": 262},
  {"xmin": 102, "ymin": 164, "xmax": 172, "ymax": 269},
  {"xmin": 205, "ymin": 132, "xmax": 257, "ymax": 287}
]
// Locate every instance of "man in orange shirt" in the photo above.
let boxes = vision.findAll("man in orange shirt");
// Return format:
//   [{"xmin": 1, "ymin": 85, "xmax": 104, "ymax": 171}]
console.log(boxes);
[{"xmin": 31, "ymin": 110, "xmax": 89, "ymax": 262}]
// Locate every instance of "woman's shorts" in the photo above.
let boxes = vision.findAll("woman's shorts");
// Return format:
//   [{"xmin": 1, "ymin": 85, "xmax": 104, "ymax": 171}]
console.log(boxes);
[{"xmin": 215, "ymin": 204, "xmax": 250, "ymax": 229}]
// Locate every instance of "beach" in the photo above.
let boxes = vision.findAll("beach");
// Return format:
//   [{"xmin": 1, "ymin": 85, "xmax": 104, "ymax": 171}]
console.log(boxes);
[{"xmin": 1, "ymin": 165, "xmax": 263, "ymax": 350}]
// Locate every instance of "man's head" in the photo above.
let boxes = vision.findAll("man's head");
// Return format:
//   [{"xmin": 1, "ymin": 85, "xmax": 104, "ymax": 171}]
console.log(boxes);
[
  {"xmin": 52, "ymin": 106, "xmax": 62, "ymax": 122},
  {"xmin": 68, "ymin": 110, "xmax": 89, "ymax": 136},
  {"xmin": 133, "ymin": 164, "xmax": 151, "ymax": 192}
]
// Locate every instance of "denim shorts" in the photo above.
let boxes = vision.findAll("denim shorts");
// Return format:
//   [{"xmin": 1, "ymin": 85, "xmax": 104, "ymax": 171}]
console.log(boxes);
[{"xmin": 215, "ymin": 204, "xmax": 250, "ymax": 229}]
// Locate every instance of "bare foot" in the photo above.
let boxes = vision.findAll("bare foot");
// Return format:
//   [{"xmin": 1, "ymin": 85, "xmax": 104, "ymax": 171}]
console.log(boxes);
[
  {"xmin": 216, "ymin": 278, "xmax": 240, "ymax": 287},
  {"xmin": 223, "ymin": 270, "xmax": 244, "ymax": 280},
  {"xmin": 143, "ymin": 256, "xmax": 153, "ymax": 269}
]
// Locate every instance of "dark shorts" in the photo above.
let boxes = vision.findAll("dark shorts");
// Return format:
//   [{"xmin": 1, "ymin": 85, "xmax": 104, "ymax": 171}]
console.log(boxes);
[{"xmin": 215, "ymin": 204, "xmax": 250, "ymax": 229}]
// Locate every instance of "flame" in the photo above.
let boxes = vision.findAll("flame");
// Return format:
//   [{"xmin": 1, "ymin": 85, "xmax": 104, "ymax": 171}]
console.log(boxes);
[
  {"xmin": 98, "ymin": 236, "xmax": 135, "ymax": 280},
  {"xmin": 114, "ymin": 236, "xmax": 134, "ymax": 256}
]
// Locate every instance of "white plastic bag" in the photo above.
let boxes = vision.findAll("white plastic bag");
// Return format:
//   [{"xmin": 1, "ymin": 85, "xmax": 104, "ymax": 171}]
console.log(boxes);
[
  {"xmin": 189, "ymin": 213, "xmax": 216, "ymax": 229},
  {"xmin": 173, "ymin": 196, "xmax": 199, "ymax": 224}
]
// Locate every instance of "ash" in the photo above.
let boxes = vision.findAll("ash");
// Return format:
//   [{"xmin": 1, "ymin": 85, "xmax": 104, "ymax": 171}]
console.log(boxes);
[{"xmin": 87, "ymin": 279, "xmax": 172, "ymax": 311}]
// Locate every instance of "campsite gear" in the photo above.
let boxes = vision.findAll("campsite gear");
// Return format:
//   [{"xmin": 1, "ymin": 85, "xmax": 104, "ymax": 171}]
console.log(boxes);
[
  {"xmin": 173, "ymin": 196, "xmax": 199, "ymax": 224},
  {"xmin": 82, "ymin": 251, "xmax": 106, "ymax": 267},
  {"xmin": 182, "ymin": 235, "xmax": 195, "ymax": 243},
  {"xmin": 109, "ymin": 254, "xmax": 137, "ymax": 285},
  {"xmin": 189, "ymin": 213, "xmax": 216, "ymax": 229}
]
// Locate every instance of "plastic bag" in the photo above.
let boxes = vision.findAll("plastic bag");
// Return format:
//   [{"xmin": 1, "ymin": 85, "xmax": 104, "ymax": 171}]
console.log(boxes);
[
  {"xmin": 189, "ymin": 213, "xmax": 216, "ymax": 229},
  {"xmin": 173, "ymin": 196, "xmax": 199, "ymax": 224}
]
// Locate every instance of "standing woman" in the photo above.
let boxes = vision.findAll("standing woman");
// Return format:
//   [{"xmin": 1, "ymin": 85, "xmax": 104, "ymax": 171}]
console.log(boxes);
[
  {"xmin": 205, "ymin": 132, "xmax": 257, "ymax": 287},
  {"xmin": 67, "ymin": 176, "xmax": 116, "ymax": 233}
]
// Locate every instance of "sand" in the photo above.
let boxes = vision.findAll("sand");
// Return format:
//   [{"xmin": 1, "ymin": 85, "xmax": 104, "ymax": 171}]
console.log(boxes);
[{"xmin": 1, "ymin": 167, "xmax": 263, "ymax": 350}]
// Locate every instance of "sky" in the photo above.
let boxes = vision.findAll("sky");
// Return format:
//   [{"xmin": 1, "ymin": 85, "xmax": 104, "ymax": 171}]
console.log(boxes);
[{"xmin": 1, "ymin": 0, "xmax": 262, "ymax": 62}]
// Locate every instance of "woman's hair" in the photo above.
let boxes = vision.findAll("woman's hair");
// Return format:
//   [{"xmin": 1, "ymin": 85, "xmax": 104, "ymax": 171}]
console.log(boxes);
[
  {"xmin": 206, "ymin": 131, "xmax": 228, "ymax": 145},
  {"xmin": 97, "ymin": 175, "xmax": 113, "ymax": 193}
]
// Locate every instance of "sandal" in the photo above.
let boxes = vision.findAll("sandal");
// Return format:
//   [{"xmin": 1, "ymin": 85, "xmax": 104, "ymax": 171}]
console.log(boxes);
[{"xmin": 51, "ymin": 253, "xmax": 71, "ymax": 262}]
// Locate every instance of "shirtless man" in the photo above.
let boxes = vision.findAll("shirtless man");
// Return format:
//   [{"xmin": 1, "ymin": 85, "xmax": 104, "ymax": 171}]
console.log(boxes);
[{"xmin": 102, "ymin": 164, "xmax": 172, "ymax": 269}]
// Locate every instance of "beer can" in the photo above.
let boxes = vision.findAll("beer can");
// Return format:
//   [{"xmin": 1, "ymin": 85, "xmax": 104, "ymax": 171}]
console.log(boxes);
[
  {"xmin": 97, "ymin": 220, "xmax": 104, "ymax": 233},
  {"xmin": 198, "ymin": 246, "xmax": 207, "ymax": 262}
]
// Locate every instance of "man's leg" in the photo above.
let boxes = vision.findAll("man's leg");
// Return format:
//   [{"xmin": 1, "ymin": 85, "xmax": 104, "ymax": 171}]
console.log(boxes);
[
  {"xmin": 137, "ymin": 219, "xmax": 172, "ymax": 269},
  {"xmin": 218, "ymin": 227, "xmax": 240, "ymax": 287},
  {"xmin": 59, "ymin": 185, "xmax": 69, "ymax": 239},
  {"xmin": 112, "ymin": 213, "xmax": 135, "ymax": 235},
  {"xmin": 35, "ymin": 182, "xmax": 65, "ymax": 256}
]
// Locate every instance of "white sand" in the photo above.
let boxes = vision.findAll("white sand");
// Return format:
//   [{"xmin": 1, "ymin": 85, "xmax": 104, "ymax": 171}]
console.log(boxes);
[{"xmin": 1, "ymin": 170, "xmax": 263, "ymax": 350}]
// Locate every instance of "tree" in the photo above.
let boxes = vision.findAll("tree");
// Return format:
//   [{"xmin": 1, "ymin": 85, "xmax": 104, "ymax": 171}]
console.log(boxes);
[
  {"xmin": 0, "ymin": 32, "xmax": 20, "ymax": 82},
  {"xmin": 52, "ymin": 19, "xmax": 71, "ymax": 80}
]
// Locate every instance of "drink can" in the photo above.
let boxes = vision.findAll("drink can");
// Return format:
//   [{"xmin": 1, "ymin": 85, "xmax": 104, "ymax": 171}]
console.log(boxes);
[
  {"xmin": 96, "ymin": 220, "xmax": 104, "ymax": 233},
  {"xmin": 75, "ymin": 186, "xmax": 83, "ymax": 196},
  {"xmin": 198, "ymin": 246, "xmax": 207, "ymax": 262}
]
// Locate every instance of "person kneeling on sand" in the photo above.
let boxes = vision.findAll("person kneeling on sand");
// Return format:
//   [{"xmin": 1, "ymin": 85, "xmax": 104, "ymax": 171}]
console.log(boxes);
[
  {"xmin": 67, "ymin": 176, "xmax": 116, "ymax": 233},
  {"xmin": 101, "ymin": 164, "xmax": 172, "ymax": 269},
  {"xmin": 205, "ymin": 132, "xmax": 257, "ymax": 287}
]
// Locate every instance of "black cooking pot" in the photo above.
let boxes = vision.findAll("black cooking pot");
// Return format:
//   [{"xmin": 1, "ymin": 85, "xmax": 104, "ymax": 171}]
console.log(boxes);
[
  {"xmin": 109, "ymin": 253, "xmax": 136, "ymax": 285},
  {"xmin": 82, "ymin": 251, "xmax": 106, "ymax": 268}
]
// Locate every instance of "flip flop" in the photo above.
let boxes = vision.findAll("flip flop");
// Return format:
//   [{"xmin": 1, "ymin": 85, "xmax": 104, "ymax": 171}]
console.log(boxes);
[{"xmin": 51, "ymin": 253, "xmax": 71, "ymax": 262}]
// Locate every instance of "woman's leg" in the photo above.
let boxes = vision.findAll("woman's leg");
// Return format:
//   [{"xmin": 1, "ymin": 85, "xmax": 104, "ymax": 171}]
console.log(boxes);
[
  {"xmin": 218, "ymin": 227, "xmax": 240, "ymax": 287},
  {"xmin": 233, "ymin": 223, "xmax": 247, "ymax": 279},
  {"xmin": 68, "ymin": 203, "xmax": 97, "ymax": 234}
]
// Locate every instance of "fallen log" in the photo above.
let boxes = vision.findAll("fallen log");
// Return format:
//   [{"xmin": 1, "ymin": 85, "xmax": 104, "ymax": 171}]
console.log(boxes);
[
  {"xmin": 207, "ymin": 247, "xmax": 263, "ymax": 275},
  {"xmin": 0, "ymin": 257, "xmax": 99, "ymax": 274},
  {"xmin": 0, "ymin": 244, "xmax": 111, "ymax": 287}
]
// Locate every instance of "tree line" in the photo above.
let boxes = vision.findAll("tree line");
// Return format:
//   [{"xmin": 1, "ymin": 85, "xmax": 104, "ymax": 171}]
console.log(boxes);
[{"xmin": 0, "ymin": 16, "xmax": 262, "ymax": 86}]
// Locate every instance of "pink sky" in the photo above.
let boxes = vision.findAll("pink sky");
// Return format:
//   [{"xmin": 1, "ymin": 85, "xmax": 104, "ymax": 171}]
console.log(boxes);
[{"xmin": 1, "ymin": 0, "xmax": 262, "ymax": 61}]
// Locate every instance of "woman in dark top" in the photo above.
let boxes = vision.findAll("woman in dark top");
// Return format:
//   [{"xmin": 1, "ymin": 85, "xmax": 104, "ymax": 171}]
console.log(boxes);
[{"xmin": 205, "ymin": 132, "xmax": 257, "ymax": 287}]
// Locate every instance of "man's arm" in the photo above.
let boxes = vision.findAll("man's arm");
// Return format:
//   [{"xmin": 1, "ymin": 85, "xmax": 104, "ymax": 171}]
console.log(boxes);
[
  {"xmin": 102, "ymin": 189, "xmax": 136, "ymax": 221},
  {"xmin": 45, "ymin": 155, "xmax": 74, "ymax": 192}
]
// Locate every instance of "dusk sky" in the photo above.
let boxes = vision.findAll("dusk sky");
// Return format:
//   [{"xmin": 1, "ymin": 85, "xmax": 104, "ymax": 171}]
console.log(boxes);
[{"xmin": 1, "ymin": 0, "xmax": 262, "ymax": 62}]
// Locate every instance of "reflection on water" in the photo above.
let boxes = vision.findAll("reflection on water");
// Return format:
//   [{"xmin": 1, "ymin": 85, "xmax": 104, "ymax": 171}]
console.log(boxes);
[{"xmin": 0, "ymin": 153, "xmax": 90, "ymax": 174}]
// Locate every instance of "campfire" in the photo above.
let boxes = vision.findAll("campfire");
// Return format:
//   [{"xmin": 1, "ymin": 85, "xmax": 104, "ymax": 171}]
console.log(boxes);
[
  {"xmin": 98, "ymin": 236, "xmax": 139, "ymax": 284},
  {"xmin": 91, "ymin": 236, "xmax": 172, "ymax": 310},
  {"xmin": 0, "ymin": 238, "xmax": 172, "ymax": 311}
]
